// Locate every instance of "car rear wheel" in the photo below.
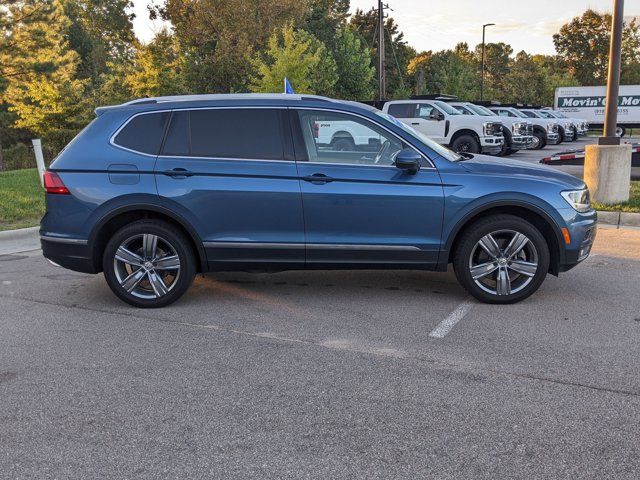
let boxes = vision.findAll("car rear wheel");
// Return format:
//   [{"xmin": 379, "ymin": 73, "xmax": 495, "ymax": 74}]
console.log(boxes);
[
  {"xmin": 453, "ymin": 215, "xmax": 550, "ymax": 304},
  {"xmin": 103, "ymin": 220, "xmax": 196, "ymax": 308}
]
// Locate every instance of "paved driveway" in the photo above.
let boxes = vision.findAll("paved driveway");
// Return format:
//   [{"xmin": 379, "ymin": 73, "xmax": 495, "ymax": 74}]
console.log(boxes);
[
  {"xmin": 509, "ymin": 135, "xmax": 640, "ymax": 180},
  {"xmin": 1, "ymin": 227, "xmax": 639, "ymax": 478}
]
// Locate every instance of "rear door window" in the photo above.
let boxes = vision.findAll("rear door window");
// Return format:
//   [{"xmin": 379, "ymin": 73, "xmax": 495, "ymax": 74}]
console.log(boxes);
[
  {"xmin": 387, "ymin": 104, "xmax": 416, "ymax": 119},
  {"xmin": 113, "ymin": 112, "xmax": 170, "ymax": 155},
  {"xmin": 161, "ymin": 108, "xmax": 285, "ymax": 160}
]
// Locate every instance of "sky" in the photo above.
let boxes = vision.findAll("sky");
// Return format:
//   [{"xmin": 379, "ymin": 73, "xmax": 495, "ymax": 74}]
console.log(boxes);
[{"xmin": 132, "ymin": 0, "xmax": 640, "ymax": 55}]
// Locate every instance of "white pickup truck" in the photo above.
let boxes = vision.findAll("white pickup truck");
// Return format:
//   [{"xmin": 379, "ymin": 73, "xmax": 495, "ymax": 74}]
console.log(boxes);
[
  {"xmin": 448, "ymin": 102, "xmax": 534, "ymax": 156},
  {"xmin": 380, "ymin": 99, "xmax": 504, "ymax": 155}
]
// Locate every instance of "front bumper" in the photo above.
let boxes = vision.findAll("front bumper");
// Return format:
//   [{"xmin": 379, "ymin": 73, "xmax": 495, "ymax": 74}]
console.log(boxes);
[
  {"xmin": 480, "ymin": 135, "xmax": 504, "ymax": 155},
  {"xmin": 547, "ymin": 132, "xmax": 560, "ymax": 143},
  {"xmin": 558, "ymin": 210, "xmax": 598, "ymax": 272},
  {"xmin": 510, "ymin": 135, "xmax": 534, "ymax": 150}
]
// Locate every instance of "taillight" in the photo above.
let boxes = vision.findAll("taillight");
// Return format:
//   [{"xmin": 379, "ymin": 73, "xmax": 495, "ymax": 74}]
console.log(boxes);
[{"xmin": 43, "ymin": 171, "xmax": 70, "ymax": 195}]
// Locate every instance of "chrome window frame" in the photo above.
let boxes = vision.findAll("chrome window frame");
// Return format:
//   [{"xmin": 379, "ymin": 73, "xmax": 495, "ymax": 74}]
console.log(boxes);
[{"xmin": 109, "ymin": 105, "xmax": 436, "ymax": 169}]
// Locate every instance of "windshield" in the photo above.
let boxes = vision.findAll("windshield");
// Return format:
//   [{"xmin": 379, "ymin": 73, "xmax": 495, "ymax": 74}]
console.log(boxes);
[
  {"xmin": 465, "ymin": 104, "xmax": 494, "ymax": 116},
  {"xmin": 375, "ymin": 111, "xmax": 462, "ymax": 162},
  {"xmin": 508, "ymin": 108, "xmax": 528, "ymax": 118},
  {"xmin": 433, "ymin": 101, "xmax": 463, "ymax": 115},
  {"xmin": 552, "ymin": 111, "xmax": 567, "ymax": 118},
  {"xmin": 521, "ymin": 110, "xmax": 539, "ymax": 119},
  {"xmin": 537, "ymin": 110, "xmax": 554, "ymax": 119}
]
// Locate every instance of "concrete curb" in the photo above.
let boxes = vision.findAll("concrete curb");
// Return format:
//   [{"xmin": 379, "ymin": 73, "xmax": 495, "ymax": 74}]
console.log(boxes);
[
  {"xmin": 596, "ymin": 210, "xmax": 640, "ymax": 228},
  {"xmin": 0, "ymin": 226, "xmax": 40, "ymax": 256}
]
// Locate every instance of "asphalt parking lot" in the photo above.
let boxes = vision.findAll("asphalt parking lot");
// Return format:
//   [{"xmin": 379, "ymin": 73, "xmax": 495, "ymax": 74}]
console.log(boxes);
[
  {"xmin": 511, "ymin": 135, "xmax": 640, "ymax": 180},
  {"xmin": 1, "ymin": 226, "xmax": 640, "ymax": 479}
]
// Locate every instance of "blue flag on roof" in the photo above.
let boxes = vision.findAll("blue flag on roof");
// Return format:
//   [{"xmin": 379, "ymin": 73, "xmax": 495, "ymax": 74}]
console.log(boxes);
[{"xmin": 284, "ymin": 77, "xmax": 295, "ymax": 94}]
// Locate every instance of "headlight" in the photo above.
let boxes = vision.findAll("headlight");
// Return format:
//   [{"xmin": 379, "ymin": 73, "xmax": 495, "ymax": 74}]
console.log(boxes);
[
  {"xmin": 512, "ymin": 122, "xmax": 524, "ymax": 134},
  {"xmin": 561, "ymin": 188, "xmax": 591, "ymax": 213},
  {"xmin": 483, "ymin": 122, "xmax": 501, "ymax": 136},
  {"xmin": 546, "ymin": 123, "xmax": 555, "ymax": 133}
]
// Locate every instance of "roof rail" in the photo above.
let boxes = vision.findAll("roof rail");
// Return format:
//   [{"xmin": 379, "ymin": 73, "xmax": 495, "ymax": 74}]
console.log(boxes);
[
  {"xmin": 410, "ymin": 93, "xmax": 459, "ymax": 101},
  {"xmin": 472, "ymin": 100, "xmax": 503, "ymax": 106}
]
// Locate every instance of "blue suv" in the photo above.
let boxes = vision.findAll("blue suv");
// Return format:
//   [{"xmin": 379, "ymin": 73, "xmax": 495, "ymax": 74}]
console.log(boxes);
[{"xmin": 40, "ymin": 94, "xmax": 596, "ymax": 308}]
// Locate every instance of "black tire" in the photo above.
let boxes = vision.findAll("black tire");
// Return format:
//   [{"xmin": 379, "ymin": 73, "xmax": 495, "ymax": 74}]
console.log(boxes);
[
  {"xmin": 504, "ymin": 149, "xmax": 517, "ymax": 156},
  {"xmin": 570, "ymin": 127, "xmax": 578, "ymax": 141},
  {"xmin": 331, "ymin": 137, "xmax": 355, "ymax": 151},
  {"xmin": 452, "ymin": 215, "xmax": 550, "ymax": 304},
  {"xmin": 531, "ymin": 130, "xmax": 547, "ymax": 150},
  {"xmin": 103, "ymin": 220, "xmax": 196, "ymax": 308},
  {"xmin": 558, "ymin": 127, "xmax": 568, "ymax": 143},
  {"xmin": 451, "ymin": 134, "xmax": 480, "ymax": 154},
  {"xmin": 553, "ymin": 131, "xmax": 563, "ymax": 145}
]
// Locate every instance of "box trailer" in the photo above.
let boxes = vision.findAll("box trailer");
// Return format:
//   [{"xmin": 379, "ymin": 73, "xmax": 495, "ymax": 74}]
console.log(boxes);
[{"xmin": 554, "ymin": 85, "xmax": 640, "ymax": 136}]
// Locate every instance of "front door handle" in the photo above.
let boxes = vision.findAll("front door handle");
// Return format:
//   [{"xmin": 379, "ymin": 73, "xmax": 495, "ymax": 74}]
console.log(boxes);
[
  {"xmin": 163, "ymin": 168, "xmax": 194, "ymax": 178},
  {"xmin": 302, "ymin": 173, "xmax": 334, "ymax": 184},
  {"xmin": 411, "ymin": 122, "xmax": 420, "ymax": 125}
]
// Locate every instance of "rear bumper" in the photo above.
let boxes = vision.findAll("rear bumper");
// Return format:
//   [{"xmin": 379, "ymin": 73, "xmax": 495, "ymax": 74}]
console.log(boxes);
[{"xmin": 41, "ymin": 235, "xmax": 97, "ymax": 274}]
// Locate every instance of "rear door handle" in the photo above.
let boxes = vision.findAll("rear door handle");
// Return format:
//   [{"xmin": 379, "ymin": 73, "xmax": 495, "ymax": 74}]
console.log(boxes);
[
  {"xmin": 163, "ymin": 168, "xmax": 194, "ymax": 178},
  {"xmin": 302, "ymin": 173, "xmax": 334, "ymax": 184}
]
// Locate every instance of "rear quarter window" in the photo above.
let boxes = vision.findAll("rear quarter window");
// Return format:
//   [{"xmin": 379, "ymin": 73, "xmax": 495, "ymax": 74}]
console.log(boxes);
[
  {"xmin": 387, "ymin": 104, "xmax": 416, "ymax": 119},
  {"xmin": 113, "ymin": 112, "xmax": 170, "ymax": 155}
]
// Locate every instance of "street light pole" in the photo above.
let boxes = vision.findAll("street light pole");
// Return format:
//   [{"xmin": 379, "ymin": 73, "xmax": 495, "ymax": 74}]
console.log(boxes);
[
  {"xmin": 480, "ymin": 23, "xmax": 495, "ymax": 102},
  {"xmin": 600, "ymin": 0, "xmax": 625, "ymax": 145}
]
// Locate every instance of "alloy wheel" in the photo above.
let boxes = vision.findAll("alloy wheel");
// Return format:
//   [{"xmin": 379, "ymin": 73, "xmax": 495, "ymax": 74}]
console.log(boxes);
[
  {"xmin": 113, "ymin": 233, "xmax": 181, "ymax": 299},
  {"xmin": 468, "ymin": 229, "xmax": 539, "ymax": 296}
]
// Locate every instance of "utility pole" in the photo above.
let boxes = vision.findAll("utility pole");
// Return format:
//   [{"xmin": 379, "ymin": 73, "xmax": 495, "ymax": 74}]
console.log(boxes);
[
  {"xmin": 584, "ymin": 0, "xmax": 631, "ymax": 204},
  {"xmin": 378, "ymin": 0, "xmax": 386, "ymax": 101},
  {"xmin": 480, "ymin": 23, "xmax": 495, "ymax": 102},
  {"xmin": 601, "ymin": 0, "xmax": 624, "ymax": 145}
]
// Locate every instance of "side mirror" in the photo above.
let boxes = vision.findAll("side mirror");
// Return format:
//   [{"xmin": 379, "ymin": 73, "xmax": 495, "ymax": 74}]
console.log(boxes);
[
  {"xmin": 395, "ymin": 148, "xmax": 422, "ymax": 174},
  {"xmin": 429, "ymin": 111, "xmax": 444, "ymax": 121}
]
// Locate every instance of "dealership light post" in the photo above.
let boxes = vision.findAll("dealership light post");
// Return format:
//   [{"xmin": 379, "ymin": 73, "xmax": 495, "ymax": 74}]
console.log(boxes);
[
  {"xmin": 480, "ymin": 23, "xmax": 495, "ymax": 102},
  {"xmin": 584, "ymin": 0, "xmax": 632, "ymax": 203}
]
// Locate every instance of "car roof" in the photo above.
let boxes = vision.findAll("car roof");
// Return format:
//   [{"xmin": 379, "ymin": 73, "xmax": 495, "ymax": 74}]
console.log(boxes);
[{"xmin": 95, "ymin": 93, "xmax": 378, "ymax": 116}]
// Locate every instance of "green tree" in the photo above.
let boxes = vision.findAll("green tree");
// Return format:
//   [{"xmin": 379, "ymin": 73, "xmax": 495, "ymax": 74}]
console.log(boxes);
[
  {"xmin": 123, "ymin": 30, "xmax": 187, "ymax": 98},
  {"xmin": 474, "ymin": 42, "xmax": 512, "ymax": 101},
  {"xmin": 349, "ymin": 8, "xmax": 415, "ymax": 99},
  {"xmin": 503, "ymin": 51, "xmax": 545, "ymax": 104},
  {"xmin": 332, "ymin": 27, "xmax": 375, "ymax": 99},
  {"xmin": 63, "ymin": 0, "xmax": 136, "ymax": 83},
  {"xmin": 303, "ymin": 0, "xmax": 350, "ymax": 50},
  {"xmin": 409, "ymin": 47, "xmax": 478, "ymax": 100},
  {"xmin": 153, "ymin": 0, "xmax": 308, "ymax": 93},
  {"xmin": 0, "ymin": 0, "xmax": 85, "ymax": 152},
  {"xmin": 553, "ymin": 9, "xmax": 640, "ymax": 85},
  {"xmin": 532, "ymin": 55, "xmax": 578, "ymax": 106},
  {"xmin": 251, "ymin": 24, "xmax": 337, "ymax": 95}
]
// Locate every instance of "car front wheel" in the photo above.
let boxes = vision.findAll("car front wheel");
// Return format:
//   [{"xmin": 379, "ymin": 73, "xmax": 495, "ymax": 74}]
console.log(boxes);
[
  {"xmin": 453, "ymin": 215, "xmax": 550, "ymax": 304},
  {"xmin": 451, "ymin": 134, "xmax": 480, "ymax": 154},
  {"xmin": 103, "ymin": 220, "xmax": 196, "ymax": 308}
]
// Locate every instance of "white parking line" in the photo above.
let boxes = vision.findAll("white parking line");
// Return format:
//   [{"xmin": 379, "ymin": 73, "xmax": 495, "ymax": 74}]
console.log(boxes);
[{"xmin": 429, "ymin": 299, "xmax": 475, "ymax": 339}]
